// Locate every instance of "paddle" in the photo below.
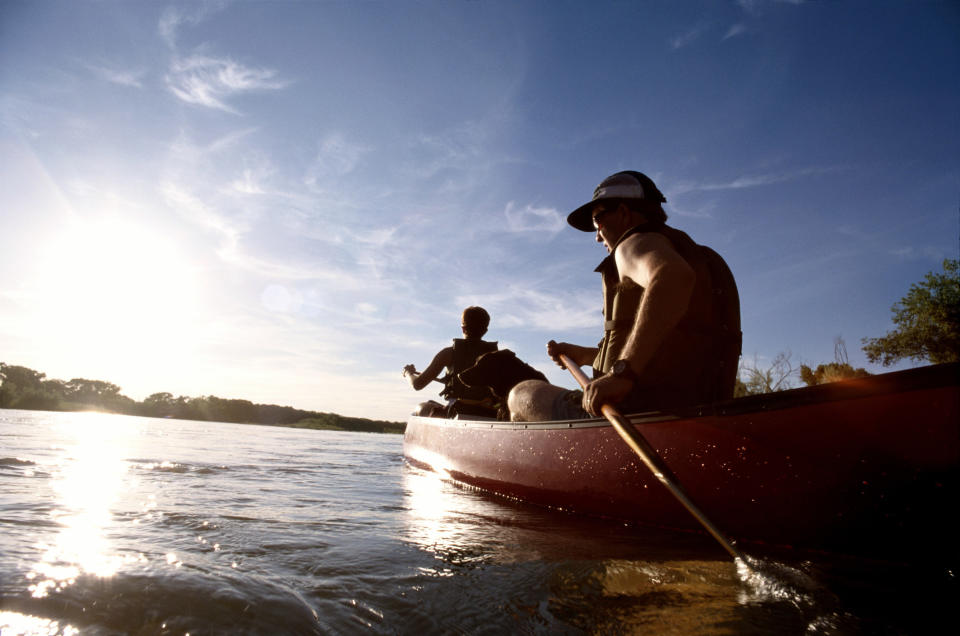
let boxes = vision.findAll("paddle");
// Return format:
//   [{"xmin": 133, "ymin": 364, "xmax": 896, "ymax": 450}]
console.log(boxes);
[{"xmin": 559, "ymin": 354, "xmax": 748, "ymax": 565}]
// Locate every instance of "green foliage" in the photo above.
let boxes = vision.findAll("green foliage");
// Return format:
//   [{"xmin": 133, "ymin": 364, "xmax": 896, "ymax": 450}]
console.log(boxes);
[
  {"xmin": 0, "ymin": 363, "xmax": 61, "ymax": 410},
  {"xmin": 0, "ymin": 362, "xmax": 404, "ymax": 433},
  {"xmin": 142, "ymin": 392, "xmax": 175, "ymax": 417},
  {"xmin": 64, "ymin": 378, "xmax": 133, "ymax": 412},
  {"xmin": 862, "ymin": 259, "xmax": 960, "ymax": 366},
  {"xmin": 800, "ymin": 337, "xmax": 871, "ymax": 386},
  {"xmin": 0, "ymin": 364, "xmax": 46, "ymax": 389},
  {"xmin": 799, "ymin": 362, "xmax": 870, "ymax": 386},
  {"xmin": 736, "ymin": 339, "xmax": 872, "ymax": 395},
  {"xmin": 733, "ymin": 378, "xmax": 750, "ymax": 398}
]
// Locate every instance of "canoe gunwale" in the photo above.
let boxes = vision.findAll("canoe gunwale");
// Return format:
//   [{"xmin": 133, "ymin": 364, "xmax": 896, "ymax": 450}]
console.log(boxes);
[
  {"xmin": 423, "ymin": 361, "xmax": 960, "ymax": 429},
  {"xmin": 428, "ymin": 412, "xmax": 680, "ymax": 431}
]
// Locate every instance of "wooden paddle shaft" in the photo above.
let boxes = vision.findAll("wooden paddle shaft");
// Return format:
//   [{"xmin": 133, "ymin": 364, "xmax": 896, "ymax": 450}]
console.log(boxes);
[{"xmin": 559, "ymin": 354, "xmax": 747, "ymax": 564}]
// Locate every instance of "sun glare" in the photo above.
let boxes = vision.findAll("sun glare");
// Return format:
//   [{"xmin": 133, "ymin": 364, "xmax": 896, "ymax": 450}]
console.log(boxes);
[
  {"xmin": 32, "ymin": 214, "xmax": 205, "ymax": 385},
  {"xmin": 28, "ymin": 414, "xmax": 137, "ymax": 599}
]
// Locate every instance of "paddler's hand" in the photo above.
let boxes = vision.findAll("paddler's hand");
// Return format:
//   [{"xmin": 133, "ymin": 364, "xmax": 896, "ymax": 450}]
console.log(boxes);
[
  {"xmin": 402, "ymin": 364, "xmax": 417, "ymax": 378},
  {"xmin": 547, "ymin": 340, "xmax": 572, "ymax": 368},
  {"xmin": 582, "ymin": 374, "xmax": 633, "ymax": 417}
]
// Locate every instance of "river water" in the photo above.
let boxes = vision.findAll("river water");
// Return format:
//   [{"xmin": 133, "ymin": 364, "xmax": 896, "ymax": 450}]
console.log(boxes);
[{"xmin": 0, "ymin": 409, "xmax": 954, "ymax": 635}]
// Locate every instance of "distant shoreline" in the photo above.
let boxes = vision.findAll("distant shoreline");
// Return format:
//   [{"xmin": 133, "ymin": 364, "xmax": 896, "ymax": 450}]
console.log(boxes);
[
  {"xmin": 0, "ymin": 406, "xmax": 406, "ymax": 435},
  {"xmin": 0, "ymin": 363, "xmax": 405, "ymax": 435}
]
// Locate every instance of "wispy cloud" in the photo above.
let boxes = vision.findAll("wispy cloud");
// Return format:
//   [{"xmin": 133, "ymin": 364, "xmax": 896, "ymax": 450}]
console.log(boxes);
[
  {"xmin": 402, "ymin": 120, "xmax": 496, "ymax": 188},
  {"xmin": 503, "ymin": 201, "xmax": 566, "ymax": 234},
  {"xmin": 223, "ymin": 152, "xmax": 277, "ymax": 196},
  {"xmin": 208, "ymin": 127, "xmax": 258, "ymax": 152},
  {"xmin": 159, "ymin": 7, "xmax": 184, "ymax": 48},
  {"xmin": 672, "ymin": 165, "xmax": 846, "ymax": 194},
  {"xmin": 738, "ymin": 0, "xmax": 807, "ymax": 14},
  {"xmin": 890, "ymin": 245, "xmax": 948, "ymax": 262},
  {"xmin": 668, "ymin": 201, "xmax": 716, "ymax": 219},
  {"xmin": 165, "ymin": 54, "xmax": 288, "ymax": 114},
  {"xmin": 304, "ymin": 133, "xmax": 371, "ymax": 189},
  {"xmin": 670, "ymin": 23, "xmax": 709, "ymax": 50},
  {"xmin": 458, "ymin": 286, "xmax": 597, "ymax": 332},
  {"xmin": 356, "ymin": 302, "xmax": 378, "ymax": 315},
  {"xmin": 354, "ymin": 227, "xmax": 398, "ymax": 248},
  {"xmin": 161, "ymin": 179, "xmax": 372, "ymax": 288},
  {"xmin": 87, "ymin": 64, "xmax": 146, "ymax": 88},
  {"xmin": 227, "ymin": 168, "xmax": 268, "ymax": 195},
  {"xmin": 159, "ymin": 1, "xmax": 231, "ymax": 48},
  {"xmin": 160, "ymin": 181, "xmax": 243, "ymax": 251},
  {"xmin": 723, "ymin": 23, "xmax": 748, "ymax": 40}
]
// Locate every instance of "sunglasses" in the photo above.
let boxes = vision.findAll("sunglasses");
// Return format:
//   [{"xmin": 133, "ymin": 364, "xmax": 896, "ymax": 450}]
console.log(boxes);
[{"xmin": 591, "ymin": 204, "xmax": 616, "ymax": 229}]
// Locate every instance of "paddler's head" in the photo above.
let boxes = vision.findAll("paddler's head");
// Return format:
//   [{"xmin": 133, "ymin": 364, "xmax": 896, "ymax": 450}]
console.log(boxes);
[
  {"xmin": 567, "ymin": 171, "xmax": 667, "ymax": 253},
  {"xmin": 461, "ymin": 306, "xmax": 490, "ymax": 339}
]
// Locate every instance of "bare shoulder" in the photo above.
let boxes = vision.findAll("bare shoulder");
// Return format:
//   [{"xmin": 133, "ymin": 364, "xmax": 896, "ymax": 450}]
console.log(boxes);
[
  {"xmin": 618, "ymin": 230, "xmax": 677, "ymax": 256},
  {"xmin": 433, "ymin": 346, "xmax": 454, "ymax": 365},
  {"xmin": 421, "ymin": 346, "xmax": 454, "ymax": 376},
  {"xmin": 616, "ymin": 231, "xmax": 690, "ymax": 287}
]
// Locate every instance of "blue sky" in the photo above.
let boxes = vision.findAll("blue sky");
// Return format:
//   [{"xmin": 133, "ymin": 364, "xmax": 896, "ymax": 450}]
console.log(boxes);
[{"xmin": 1, "ymin": 0, "xmax": 957, "ymax": 421}]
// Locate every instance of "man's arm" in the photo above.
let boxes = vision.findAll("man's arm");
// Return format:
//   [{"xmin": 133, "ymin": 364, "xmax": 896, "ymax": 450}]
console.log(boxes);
[
  {"xmin": 547, "ymin": 340, "xmax": 598, "ymax": 368},
  {"xmin": 403, "ymin": 347, "xmax": 454, "ymax": 391},
  {"xmin": 581, "ymin": 233, "xmax": 695, "ymax": 415},
  {"xmin": 614, "ymin": 232, "xmax": 696, "ymax": 374}
]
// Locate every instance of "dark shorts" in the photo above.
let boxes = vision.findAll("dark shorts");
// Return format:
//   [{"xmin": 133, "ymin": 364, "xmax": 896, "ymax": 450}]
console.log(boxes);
[
  {"xmin": 550, "ymin": 387, "xmax": 677, "ymax": 420},
  {"xmin": 552, "ymin": 389, "xmax": 589, "ymax": 420}
]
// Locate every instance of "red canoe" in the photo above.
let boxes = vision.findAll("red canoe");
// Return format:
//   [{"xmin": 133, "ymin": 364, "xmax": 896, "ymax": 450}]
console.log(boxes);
[{"xmin": 403, "ymin": 363, "xmax": 960, "ymax": 560}]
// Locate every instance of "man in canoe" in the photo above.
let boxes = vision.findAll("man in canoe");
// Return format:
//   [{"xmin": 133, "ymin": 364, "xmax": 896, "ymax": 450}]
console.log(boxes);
[
  {"xmin": 402, "ymin": 306, "xmax": 499, "ymax": 418},
  {"xmin": 508, "ymin": 171, "xmax": 741, "ymax": 420}
]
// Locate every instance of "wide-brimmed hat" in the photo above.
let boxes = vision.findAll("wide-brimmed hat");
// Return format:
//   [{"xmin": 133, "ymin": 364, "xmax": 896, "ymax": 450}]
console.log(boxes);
[{"xmin": 567, "ymin": 171, "xmax": 666, "ymax": 232}]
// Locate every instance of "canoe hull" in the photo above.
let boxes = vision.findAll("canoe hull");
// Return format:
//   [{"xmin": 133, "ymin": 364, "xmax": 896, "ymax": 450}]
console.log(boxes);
[{"xmin": 403, "ymin": 364, "xmax": 960, "ymax": 558}]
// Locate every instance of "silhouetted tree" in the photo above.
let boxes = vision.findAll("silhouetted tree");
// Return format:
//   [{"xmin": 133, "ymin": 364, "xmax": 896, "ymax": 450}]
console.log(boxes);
[
  {"xmin": 1, "ymin": 362, "xmax": 403, "ymax": 432},
  {"xmin": 64, "ymin": 378, "xmax": 131, "ymax": 411},
  {"xmin": 0, "ymin": 364, "xmax": 46, "ymax": 389},
  {"xmin": 862, "ymin": 259, "xmax": 960, "ymax": 365},
  {"xmin": 736, "ymin": 352, "xmax": 799, "ymax": 396},
  {"xmin": 0, "ymin": 363, "xmax": 61, "ymax": 410},
  {"xmin": 143, "ymin": 392, "xmax": 176, "ymax": 417},
  {"xmin": 800, "ymin": 338, "xmax": 871, "ymax": 386}
]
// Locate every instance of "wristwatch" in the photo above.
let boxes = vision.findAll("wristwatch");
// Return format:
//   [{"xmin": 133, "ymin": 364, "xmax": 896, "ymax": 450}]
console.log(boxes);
[{"xmin": 610, "ymin": 359, "xmax": 637, "ymax": 382}]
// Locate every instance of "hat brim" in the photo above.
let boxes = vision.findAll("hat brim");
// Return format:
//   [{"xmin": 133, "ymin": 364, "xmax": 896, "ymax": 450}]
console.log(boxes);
[
  {"xmin": 567, "ymin": 198, "xmax": 630, "ymax": 232},
  {"xmin": 567, "ymin": 201, "xmax": 601, "ymax": 232}
]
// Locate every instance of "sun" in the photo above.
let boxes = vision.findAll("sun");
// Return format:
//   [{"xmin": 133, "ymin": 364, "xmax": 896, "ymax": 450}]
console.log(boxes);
[{"xmin": 31, "ymin": 213, "xmax": 206, "ymax": 389}]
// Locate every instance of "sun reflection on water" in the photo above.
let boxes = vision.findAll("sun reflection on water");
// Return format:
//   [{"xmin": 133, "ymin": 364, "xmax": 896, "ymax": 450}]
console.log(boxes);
[
  {"xmin": 0, "ymin": 610, "xmax": 79, "ymax": 636},
  {"xmin": 27, "ymin": 413, "xmax": 137, "ymax": 598}
]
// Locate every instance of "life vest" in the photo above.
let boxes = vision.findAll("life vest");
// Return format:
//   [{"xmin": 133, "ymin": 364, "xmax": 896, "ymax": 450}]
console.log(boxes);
[
  {"xmin": 593, "ymin": 224, "xmax": 741, "ymax": 410},
  {"xmin": 440, "ymin": 338, "xmax": 499, "ymax": 402}
]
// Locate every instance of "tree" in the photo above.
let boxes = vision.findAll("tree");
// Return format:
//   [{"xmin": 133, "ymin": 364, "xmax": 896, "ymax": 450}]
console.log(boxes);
[
  {"xmin": 64, "ymin": 378, "xmax": 122, "ymax": 406},
  {"xmin": 0, "ymin": 363, "xmax": 46, "ymax": 391},
  {"xmin": 142, "ymin": 392, "xmax": 175, "ymax": 417},
  {"xmin": 800, "ymin": 338, "xmax": 871, "ymax": 386},
  {"xmin": 736, "ymin": 351, "xmax": 799, "ymax": 396},
  {"xmin": 862, "ymin": 259, "xmax": 960, "ymax": 366},
  {"xmin": 0, "ymin": 363, "xmax": 63, "ymax": 410}
]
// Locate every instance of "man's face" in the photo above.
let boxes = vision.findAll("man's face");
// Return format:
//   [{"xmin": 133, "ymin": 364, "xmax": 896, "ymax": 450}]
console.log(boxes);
[{"xmin": 591, "ymin": 202, "xmax": 623, "ymax": 253}]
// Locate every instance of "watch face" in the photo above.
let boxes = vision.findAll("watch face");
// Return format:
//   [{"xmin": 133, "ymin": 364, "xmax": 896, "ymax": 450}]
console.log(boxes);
[{"xmin": 613, "ymin": 360, "xmax": 628, "ymax": 375}]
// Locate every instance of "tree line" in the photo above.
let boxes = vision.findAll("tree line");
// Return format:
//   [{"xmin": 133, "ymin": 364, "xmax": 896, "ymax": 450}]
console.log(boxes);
[{"xmin": 0, "ymin": 364, "xmax": 405, "ymax": 434}]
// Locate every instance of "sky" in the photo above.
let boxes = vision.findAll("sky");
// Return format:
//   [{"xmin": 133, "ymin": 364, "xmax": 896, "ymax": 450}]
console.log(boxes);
[{"xmin": 1, "ymin": 0, "xmax": 958, "ymax": 422}]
